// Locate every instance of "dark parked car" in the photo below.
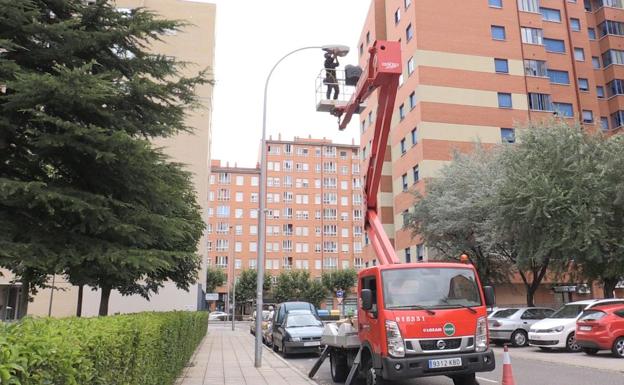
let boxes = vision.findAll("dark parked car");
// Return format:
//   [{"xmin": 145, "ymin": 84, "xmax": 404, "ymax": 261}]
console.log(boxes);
[
  {"xmin": 272, "ymin": 310, "xmax": 324, "ymax": 356},
  {"xmin": 272, "ymin": 301, "xmax": 319, "ymax": 326}
]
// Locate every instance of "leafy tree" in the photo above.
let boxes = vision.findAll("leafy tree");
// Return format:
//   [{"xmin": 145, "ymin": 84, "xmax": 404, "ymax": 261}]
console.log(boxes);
[
  {"xmin": 235, "ymin": 269, "xmax": 272, "ymax": 305},
  {"xmin": 205, "ymin": 268, "xmax": 226, "ymax": 294},
  {"xmin": 321, "ymin": 269, "xmax": 357, "ymax": 296},
  {"xmin": 0, "ymin": 0, "xmax": 212, "ymax": 315},
  {"xmin": 273, "ymin": 270, "xmax": 327, "ymax": 307}
]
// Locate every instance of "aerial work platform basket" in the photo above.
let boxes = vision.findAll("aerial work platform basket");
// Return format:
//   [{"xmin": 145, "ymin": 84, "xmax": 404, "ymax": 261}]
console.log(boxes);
[{"xmin": 315, "ymin": 68, "xmax": 366, "ymax": 115}]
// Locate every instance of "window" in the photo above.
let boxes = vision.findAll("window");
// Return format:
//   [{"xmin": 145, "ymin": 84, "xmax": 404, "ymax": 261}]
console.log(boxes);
[
  {"xmin": 553, "ymin": 102, "xmax": 573, "ymax": 117},
  {"xmin": 612, "ymin": 110, "xmax": 624, "ymax": 128},
  {"xmin": 501, "ymin": 128, "xmax": 515, "ymax": 143},
  {"xmin": 582, "ymin": 110, "xmax": 593, "ymax": 123},
  {"xmin": 235, "ymin": 192, "xmax": 243, "ymax": 202},
  {"xmin": 603, "ymin": 49, "xmax": 624, "ymax": 67},
  {"xmin": 411, "ymin": 128, "xmax": 418, "ymax": 145},
  {"xmin": 592, "ymin": 56, "xmax": 601, "ymax": 69},
  {"xmin": 394, "ymin": 8, "xmax": 401, "ymax": 24},
  {"xmin": 406, "ymin": 23, "xmax": 413, "ymax": 41},
  {"xmin": 412, "ymin": 165, "xmax": 419, "ymax": 182},
  {"xmin": 495, "ymin": 58, "xmax": 509, "ymax": 73},
  {"xmin": 570, "ymin": 18, "xmax": 581, "ymax": 31},
  {"xmin": 407, "ymin": 57, "xmax": 415, "ymax": 75},
  {"xmin": 491, "ymin": 25, "xmax": 506, "ymax": 40},
  {"xmin": 402, "ymin": 174, "xmax": 408, "ymax": 191},
  {"xmin": 405, "ymin": 248, "xmax": 411, "ymax": 263},
  {"xmin": 518, "ymin": 0, "xmax": 539, "ymax": 12},
  {"xmin": 409, "ymin": 91, "xmax": 416, "ymax": 109},
  {"xmin": 528, "ymin": 93, "xmax": 552, "ymax": 111},
  {"xmin": 598, "ymin": 20, "xmax": 624, "ymax": 37},
  {"xmin": 597, "ymin": 86, "xmax": 605, "ymax": 98},
  {"xmin": 601, "ymin": 117, "xmax": 610, "ymax": 131},
  {"xmin": 399, "ymin": 104, "xmax": 405, "ymax": 120},
  {"xmin": 608, "ymin": 79, "xmax": 624, "ymax": 96},
  {"xmin": 574, "ymin": 47, "xmax": 585, "ymax": 61},
  {"xmin": 498, "ymin": 92, "xmax": 513, "ymax": 108},
  {"xmin": 588, "ymin": 28, "xmax": 596, "ymax": 40},
  {"xmin": 521, "ymin": 27, "xmax": 543, "ymax": 44},
  {"xmin": 251, "ymin": 176, "xmax": 259, "ymax": 186},
  {"xmin": 540, "ymin": 8, "xmax": 561, "ymax": 22},
  {"xmin": 400, "ymin": 138, "xmax": 407, "ymax": 154},
  {"xmin": 547, "ymin": 69, "xmax": 570, "ymax": 84},
  {"xmin": 524, "ymin": 59, "xmax": 548, "ymax": 77},
  {"xmin": 578, "ymin": 78, "xmax": 589, "ymax": 91},
  {"xmin": 489, "ymin": 0, "xmax": 502, "ymax": 7},
  {"xmin": 416, "ymin": 244, "xmax": 425, "ymax": 261},
  {"xmin": 235, "ymin": 175, "xmax": 244, "ymax": 186},
  {"xmin": 544, "ymin": 38, "xmax": 565, "ymax": 53}
]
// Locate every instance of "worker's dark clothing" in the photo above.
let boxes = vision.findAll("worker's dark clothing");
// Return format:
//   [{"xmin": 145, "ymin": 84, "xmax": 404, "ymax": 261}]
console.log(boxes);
[{"xmin": 324, "ymin": 56, "xmax": 340, "ymax": 100}]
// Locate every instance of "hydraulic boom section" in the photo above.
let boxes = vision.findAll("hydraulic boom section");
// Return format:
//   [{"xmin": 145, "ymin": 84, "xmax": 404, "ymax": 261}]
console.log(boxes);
[{"xmin": 332, "ymin": 40, "xmax": 402, "ymax": 266}]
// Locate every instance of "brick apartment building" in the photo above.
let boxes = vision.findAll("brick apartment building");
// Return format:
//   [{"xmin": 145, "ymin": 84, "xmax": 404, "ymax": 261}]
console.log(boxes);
[
  {"xmin": 207, "ymin": 136, "xmax": 364, "ymax": 312},
  {"xmin": 354, "ymin": 0, "xmax": 623, "ymax": 305}
]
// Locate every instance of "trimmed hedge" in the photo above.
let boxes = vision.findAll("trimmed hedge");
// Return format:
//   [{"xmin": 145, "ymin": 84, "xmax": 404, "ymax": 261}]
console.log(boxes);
[{"xmin": 0, "ymin": 311, "xmax": 208, "ymax": 385}]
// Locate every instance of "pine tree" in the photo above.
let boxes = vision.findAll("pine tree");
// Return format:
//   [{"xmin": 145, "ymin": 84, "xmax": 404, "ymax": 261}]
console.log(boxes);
[{"xmin": 0, "ymin": 0, "xmax": 212, "ymax": 315}]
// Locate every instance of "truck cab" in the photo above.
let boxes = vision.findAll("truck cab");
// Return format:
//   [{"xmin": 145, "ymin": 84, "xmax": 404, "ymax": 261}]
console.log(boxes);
[{"xmin": 358, "ymin": 262, "xmax": 496, "ymax": 385}]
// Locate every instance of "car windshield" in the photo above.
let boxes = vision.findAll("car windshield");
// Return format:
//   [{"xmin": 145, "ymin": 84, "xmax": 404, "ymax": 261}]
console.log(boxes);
[
  {"xmin": 285, "ymin": 314, "xmax": 322, "ymax": 328},
  {"xmin": 382, "ymin": 267, "xmax": 482, "ymax": 309},
  {"xmin": 492, "ymin": 309, "xmax": 519, "ymax": 318},
  {"xmin": 549, "ymin": 304, "xmax": 586, "ymax": 319},
  {"xmin": 579, "ymin": 310, "xmax": 606, "ymax": 321}
]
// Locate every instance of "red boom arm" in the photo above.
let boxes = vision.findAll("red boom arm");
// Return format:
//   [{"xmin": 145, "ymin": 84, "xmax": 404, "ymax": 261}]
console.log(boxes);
[{"xmin": 333, "ymin": 41, "xmax": 402, "ymax": 265}]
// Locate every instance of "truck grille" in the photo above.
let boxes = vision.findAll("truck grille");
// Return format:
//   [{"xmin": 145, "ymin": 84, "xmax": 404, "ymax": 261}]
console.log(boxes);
[{"xmin": 419, "ymin": 338, "xmax": 462, "ymax": 350}]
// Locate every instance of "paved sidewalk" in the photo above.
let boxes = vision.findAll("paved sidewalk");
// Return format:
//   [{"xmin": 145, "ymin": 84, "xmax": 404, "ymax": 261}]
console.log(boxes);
[{"xmin": 176, "ymin": 322, "xmax": 317, "ymax": 385}]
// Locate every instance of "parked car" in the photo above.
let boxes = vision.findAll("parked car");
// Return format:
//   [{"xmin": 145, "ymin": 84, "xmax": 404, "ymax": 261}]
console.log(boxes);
[
  {"xmin": 250, "ymin": 310, "xmax": 271, "ymax": 335},
  {"xmin": 576, "ymin": 304, "xmax": 624, "ymax": 358},
  {"xmin": 272, "ymin": 301, "xmax": 320, "ymax": 327},
  {"xmin": 272, "ymin": 310, "xmax": 324, "ymax": 356},
  {"xmin": 208, "ymin": 311, "xmax": 228, "ymax": 321},
  {"xmin": 487, "ymin": 307, "xmax": 504, "ymax": 317},
  {"xmin": 529, "ymin": 299, "xmax": 624, "ymax": 352},
  {"xmin": 489, "ymin": 307, "xmax": 555, "ymax": 347}
]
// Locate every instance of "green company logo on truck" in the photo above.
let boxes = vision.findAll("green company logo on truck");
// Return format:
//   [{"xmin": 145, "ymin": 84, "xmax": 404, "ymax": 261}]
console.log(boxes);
[{"xmin": 444, "ymin": 323, "xmax": 456, "ymax": 336}]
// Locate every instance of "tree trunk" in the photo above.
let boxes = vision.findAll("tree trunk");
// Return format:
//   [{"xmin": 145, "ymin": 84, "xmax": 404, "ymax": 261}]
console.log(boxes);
[
  {"xmin": 526, "ymin": 284, "xmax": 537, "ymax": 307},
  {"xmin": 17, "ymin": 279, "xmax": 30, "ymax": 319},
  {"xmin": 602, "ymin": 277, "xmax": 618, "ymax": 299},
  {"xmin": 99, "ymin": 286, "xmax": 112, "ymax": 316},
  {"xmin": 76, "ymin": 285, "xmax": 84, "ymax": 317}
]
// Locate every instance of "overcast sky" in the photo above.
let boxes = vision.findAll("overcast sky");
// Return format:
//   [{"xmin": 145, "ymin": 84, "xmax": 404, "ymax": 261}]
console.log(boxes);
[{"xmin": 202, "ymin": 0, "xmax": 369, "ymax": 167}]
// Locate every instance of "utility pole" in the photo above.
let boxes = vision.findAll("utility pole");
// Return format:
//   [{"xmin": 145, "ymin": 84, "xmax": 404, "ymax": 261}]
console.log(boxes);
[{"xmin": 230, "ymin": 224, "xmax": 236, "ymax": 331}]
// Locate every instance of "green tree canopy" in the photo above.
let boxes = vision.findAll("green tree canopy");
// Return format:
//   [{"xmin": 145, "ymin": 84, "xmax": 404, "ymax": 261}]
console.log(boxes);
[
  {"xmin": 205, "ymin": 268, "xmax": 226, "ymax": 294},
  {"xmin": 272, "ymin": 270, "xmax": 327, "ymax": 308},
  {"xmin": 321, "ymin": 269, "xmax": 357, "ymax": 296},
  {"xmin": 0, "ymin": 0, "xmax": 212, "ymax": 315},
  {"xmin": 235, "ymin": 269, "xmax": 272, "ymax": 305}
]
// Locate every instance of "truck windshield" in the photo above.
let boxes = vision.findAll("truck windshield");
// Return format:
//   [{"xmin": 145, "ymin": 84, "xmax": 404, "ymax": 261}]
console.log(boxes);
[{"xmin": 382, "ymin": 267, "xmax": 482, "ymax": 309}]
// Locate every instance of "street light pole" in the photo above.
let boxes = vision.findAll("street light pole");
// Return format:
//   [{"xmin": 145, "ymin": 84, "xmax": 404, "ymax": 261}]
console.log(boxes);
[
  {"xmin": 230, "ymin": 225, "xmax": 236, "ymax": 331},
  {"xmin": 254, "ymin": 44, "xmax": 349, "ymax": 368}
]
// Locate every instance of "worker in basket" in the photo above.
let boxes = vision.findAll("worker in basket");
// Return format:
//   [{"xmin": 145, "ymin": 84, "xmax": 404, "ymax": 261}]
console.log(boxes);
[{"xmin": 324, "ymin": 52, "xmax": 340, "ymax": 100}]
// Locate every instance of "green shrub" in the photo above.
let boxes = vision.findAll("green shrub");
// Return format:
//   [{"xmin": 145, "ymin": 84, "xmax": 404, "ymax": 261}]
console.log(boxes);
[{"xmin": 0, "ymin": 311, "xmax": 207, "ymax": 385}]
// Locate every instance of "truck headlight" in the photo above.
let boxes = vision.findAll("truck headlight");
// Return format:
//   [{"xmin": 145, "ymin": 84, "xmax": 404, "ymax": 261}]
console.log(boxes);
[
  {"xmin": 385, "ymin": 320, "xmax": 405, "ymax": 358},
  {"xmin": 475, "ymin": 316, "xmax": 488, "ymax": 352}
]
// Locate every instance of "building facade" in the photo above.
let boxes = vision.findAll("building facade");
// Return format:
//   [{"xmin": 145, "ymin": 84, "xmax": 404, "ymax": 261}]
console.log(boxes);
[
  {"xmin": 355, "ymin": 0, "xmax": 623, "ymax": 305},
  {"xmin": 207, "ymin": 137, "xmax": 364, "ymax": 312},
  {"xmin": 4, "ymin": 0, "xmax": 217, "ymax": 319}
]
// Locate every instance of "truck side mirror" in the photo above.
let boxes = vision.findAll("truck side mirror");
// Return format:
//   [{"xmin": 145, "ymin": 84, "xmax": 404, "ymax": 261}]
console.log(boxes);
[
  {"xmin": 483, "ymin": 286, "xmax": 496, "ymax": 307},
  {"xmin": 361, "ymin": 289, "xmax": 373, "ymax": 311}
]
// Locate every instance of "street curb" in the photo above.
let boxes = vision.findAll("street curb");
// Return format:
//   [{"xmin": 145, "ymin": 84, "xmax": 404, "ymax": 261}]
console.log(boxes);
[{"xmin": 262, "ymin": 343, "xmax": 320, "ymax": 385}]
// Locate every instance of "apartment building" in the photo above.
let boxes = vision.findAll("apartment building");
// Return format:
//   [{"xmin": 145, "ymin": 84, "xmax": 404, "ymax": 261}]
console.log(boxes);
[
  {"xmin": 10, "ymin": 0, "xmax": 216, "ymax": 318},
  {"xmin": 355, "ymin": 0, "xmax": 623, "ymax": 305},
  {"xmin": 207, "ymin": 137, "xmax": 364, "ymax": 310}
]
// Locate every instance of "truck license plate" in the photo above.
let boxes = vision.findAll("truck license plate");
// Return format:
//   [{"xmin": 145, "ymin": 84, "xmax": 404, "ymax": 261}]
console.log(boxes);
[
  {"xmin": 579, "ymin": 326, "xmax": 592, "ymax": 331},
  {"xmin": 304, "ymin": 341, "xmax": 320, "ymax": 347},
  {"xmin": 428, "ymin": 357, "xmax": 462, "ymax": 369}
]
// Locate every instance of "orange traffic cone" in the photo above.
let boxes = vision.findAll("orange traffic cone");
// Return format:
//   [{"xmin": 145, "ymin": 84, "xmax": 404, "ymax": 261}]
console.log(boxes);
[{"xmin": 502, "ymin": 345, "xmax": 516, "ymax": 385}]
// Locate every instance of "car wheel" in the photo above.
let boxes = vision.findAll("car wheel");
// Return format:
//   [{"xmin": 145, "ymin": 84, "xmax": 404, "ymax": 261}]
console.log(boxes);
[
  {"xmin": 330, "ymin": 351, "xmax": 349, "ymax": 382},
  {"xmin": 511, "ymin": 330, "xmax": 528, "ymax": 347},
  {"xmin": 612, "ymin": 337, "xmax": 624, "ymax": 358},
  {"xmin": 282, "ymin": 344, "xmax": 289, "ymax": 358},
  {"xmin": 566, "ymin": 333, "xmax": 581, "ymax": 352},
  {"xmin": 583, "ymin": 348, "xmax": 599, "ymax": 355},
  {"xmin": 362, "ymin": 354, "xmax": 384, "ymax": 385},
  {"xmin": 272, "ymin": 342, "xmax": 279, "ymax": 352},
  {"xmin": 451, "ymin": 373, "xmax": 479, "ymax": 385}
]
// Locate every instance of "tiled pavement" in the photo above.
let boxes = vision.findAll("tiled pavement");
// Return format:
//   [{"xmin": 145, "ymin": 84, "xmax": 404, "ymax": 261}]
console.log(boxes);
[{"xmin": 176, "ymin": 322, "xmax": 317, "ymax": 385}]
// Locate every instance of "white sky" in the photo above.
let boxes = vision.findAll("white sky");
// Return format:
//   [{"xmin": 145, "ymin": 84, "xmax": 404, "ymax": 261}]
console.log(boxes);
[{"xmin": 205, "ymin": 0, "xmax": 369, "ymax": 167}]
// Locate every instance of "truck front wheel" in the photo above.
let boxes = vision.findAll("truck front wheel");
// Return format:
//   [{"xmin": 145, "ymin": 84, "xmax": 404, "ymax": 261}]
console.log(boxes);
[
  {"xmin": 330, "ymin": 350, "xmax": 348, "ymax": 382},
  {"xmin": 451, "ymin": 373, "xmax": 479, "ymax": 385}
]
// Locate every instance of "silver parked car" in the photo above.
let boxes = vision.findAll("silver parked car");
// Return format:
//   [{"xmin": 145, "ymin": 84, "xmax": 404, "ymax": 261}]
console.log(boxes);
[{"xmin": 489, "ymin": 307, "xmax": 555, "ymax": 347}]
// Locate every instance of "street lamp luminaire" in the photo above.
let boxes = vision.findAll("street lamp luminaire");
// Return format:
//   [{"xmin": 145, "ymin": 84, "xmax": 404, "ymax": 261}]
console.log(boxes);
[{"xmin": 254, "ymin": 44, "xmax": 349, "ymax": 368}]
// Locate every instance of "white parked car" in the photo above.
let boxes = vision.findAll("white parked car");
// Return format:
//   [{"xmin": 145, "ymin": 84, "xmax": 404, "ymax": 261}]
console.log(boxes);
[
  {"xmin": 528, "ymin": 299, "xmax": 624, "ymax": 352},
  {"xmin": 208, "ymin": 311, "xmax": 229, "ymax": 321}
]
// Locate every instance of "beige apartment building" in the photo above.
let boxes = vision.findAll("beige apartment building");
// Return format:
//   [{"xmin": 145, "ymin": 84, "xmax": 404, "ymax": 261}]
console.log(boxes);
[
  {"xmin": 0, "ymin": 0, "xmax": 216, "ymax": 320},
  {"xmin": 207, "ymin": 136, "xmax": 364, "ymax": 312}
]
